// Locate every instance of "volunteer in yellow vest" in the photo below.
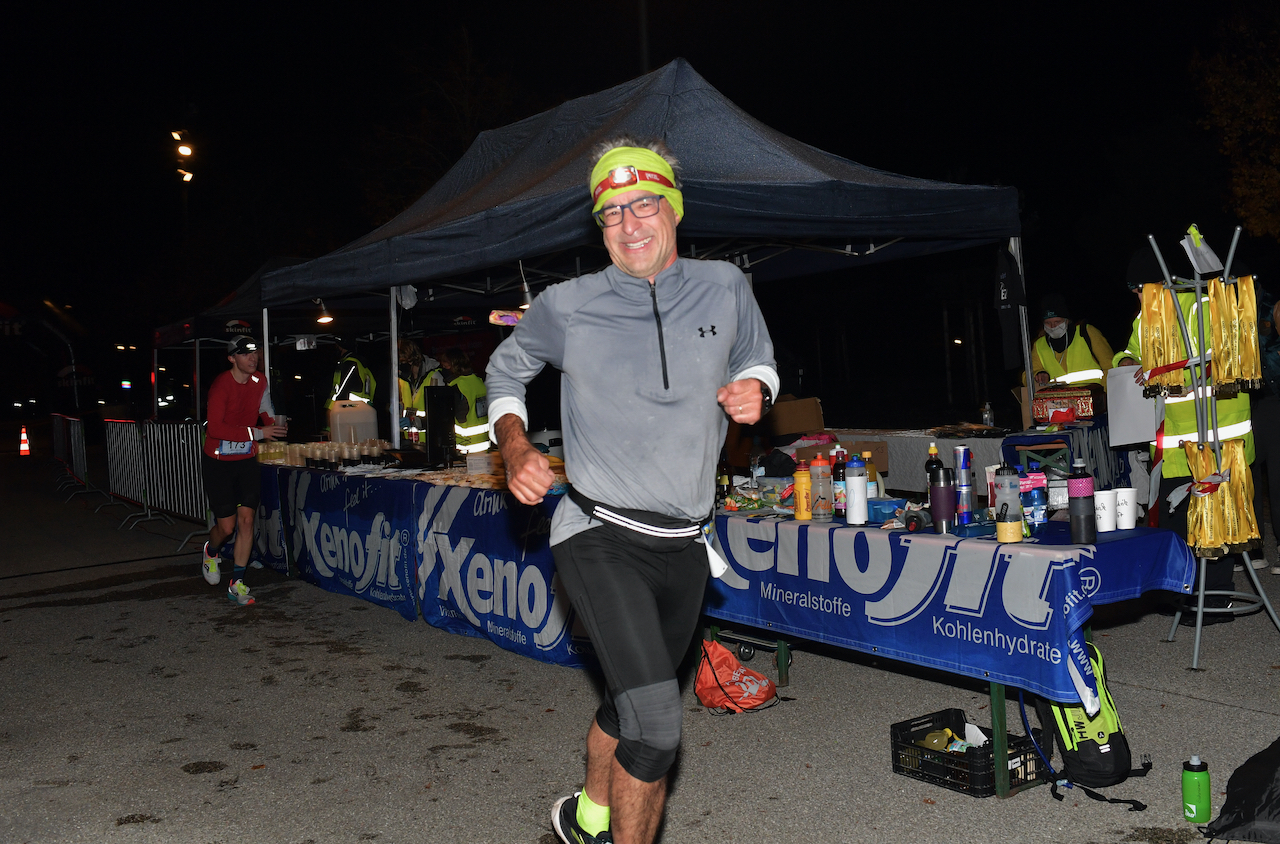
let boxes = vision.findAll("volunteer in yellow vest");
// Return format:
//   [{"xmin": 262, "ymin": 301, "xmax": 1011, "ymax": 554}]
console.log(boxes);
[
  {"xmin": 397, "ymin": 339, "xmax": 445, "ymax": 417},
  {"xmin": 1028, "ymin": 293, "xmax": 1114, "ymax": 390},
  {"xmin": 1115, "ymin": 247, "xmax": 1253, "ymax": 623},
  {"xmin": 439, "ymin": 347, "xmax": 489, "ymax": 454},
  {"xmin": 326, "ymin": 336, "xmax": 377, "ymax": 409}
]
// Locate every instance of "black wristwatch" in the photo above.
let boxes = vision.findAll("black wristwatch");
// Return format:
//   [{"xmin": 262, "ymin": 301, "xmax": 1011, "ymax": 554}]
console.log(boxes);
[{"xmin": 758, "ymin": 381, "xmax": 773, "ymax": 415}]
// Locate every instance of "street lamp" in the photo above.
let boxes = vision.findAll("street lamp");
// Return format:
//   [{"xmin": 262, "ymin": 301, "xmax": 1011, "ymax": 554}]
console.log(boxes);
[{"xmin": 173, "ymin": 130, "xmax": 193, "ymax": 182}]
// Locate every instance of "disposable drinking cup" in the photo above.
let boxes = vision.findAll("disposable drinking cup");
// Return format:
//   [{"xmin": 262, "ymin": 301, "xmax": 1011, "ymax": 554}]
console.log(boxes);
[
  {"xmin": 1114, "ymin": 487, "xmax": 1137, "ymax": 530},
  {"xmin": 1094, "ymin": 489, "xmax": 1118, "ymax": 532}
]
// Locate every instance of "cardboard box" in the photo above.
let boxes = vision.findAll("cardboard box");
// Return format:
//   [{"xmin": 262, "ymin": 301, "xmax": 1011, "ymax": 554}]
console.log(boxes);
[
  {"xmin": 794, "ymin": 441, "xmax": 849, "ymax": 463},
  {"xmin": 850, "ymin": 441, "xmax": 890, "ymax": 476},
  {"xmin": 1015, "ymin": 387, "xmax": 1032, "ymax": 432},
  {"xmin": 765, "ymin": 395, "xmax": 824, "ymax": 437}
]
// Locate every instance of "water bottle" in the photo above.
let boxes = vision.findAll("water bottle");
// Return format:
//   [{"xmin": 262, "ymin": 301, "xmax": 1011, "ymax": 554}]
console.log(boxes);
[
  {"xmin": 1182, "ymin": 756, "xmax": 1211, "ymax": 823},
  {"xmin": 924, "ymin": 442, "xmax": 943, "ymax": 507},
  {"xmin": 831, "ymin": 448, "xmax": 847, "ymax": 521},
  {"xmin": 862, "ymin": 450, "xmax": 880, "ymax": 500},
  {"xmin": 981, "ymin": 401, "xmax": 995, "ymax": 427},
  {"xmin": 994, "ymin": 464, "xmax": 1023, "ymax": 543},
  {"xmin": 809, "ymin": 453, "xmax": 834, "ymax": 523},
  {"xmin": 846, "ymin": 455, "xmax": 868, "ymax": 525},
  {"xmin": 1068, "ymin": 457, "xmax": 1097, "ymax": 544},
  {"xmin": 793, "ymin": 460, "xmax": 812, "ymax": 521},
  {"xmin": 1021, "ymin": 462, "xmax": 1048, "ymax": 535},
  {"xmin": 716, "ymin": 454, "xmax": 732, "ymax": 508}
]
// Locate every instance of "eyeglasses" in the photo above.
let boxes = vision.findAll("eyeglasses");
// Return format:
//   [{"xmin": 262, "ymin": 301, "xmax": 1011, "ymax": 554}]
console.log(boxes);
[{"xmin": 593, "ymin": 195, "xmax": 665, "ymax": 228}]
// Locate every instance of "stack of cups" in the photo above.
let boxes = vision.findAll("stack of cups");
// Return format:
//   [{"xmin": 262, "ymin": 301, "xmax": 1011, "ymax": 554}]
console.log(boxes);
[
  {"xmin": 1114, "ymin": 487, "xmax": 1138, "ymax": 530},
  {"xmin": 1094, "ymin": 489, "xmax": 1118, "ymax": 533}
]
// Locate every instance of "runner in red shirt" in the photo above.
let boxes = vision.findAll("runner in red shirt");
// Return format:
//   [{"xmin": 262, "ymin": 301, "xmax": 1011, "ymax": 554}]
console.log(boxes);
[{"xmin": 201, "ymin": 337, "xmax": 287, "ymax": 605}]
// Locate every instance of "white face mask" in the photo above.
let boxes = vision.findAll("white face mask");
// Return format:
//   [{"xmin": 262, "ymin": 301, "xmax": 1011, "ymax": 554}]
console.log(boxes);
[{"xmin": 1045, "ymin": 322, "xmax": 1068, "ymax": 339}]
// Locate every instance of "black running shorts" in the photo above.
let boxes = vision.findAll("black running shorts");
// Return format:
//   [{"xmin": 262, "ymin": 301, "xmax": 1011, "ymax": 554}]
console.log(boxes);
[
  {"xmin": 201, "ymin": 453, "xmax": 261, "ymax": 519},
  {"xmin": 551, "ymin": 523, "xmax": 709, "ymax": 721}
]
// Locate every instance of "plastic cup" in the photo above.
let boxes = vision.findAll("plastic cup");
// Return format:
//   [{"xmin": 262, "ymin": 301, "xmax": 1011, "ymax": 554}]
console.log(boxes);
[
  {"xmin": 1094, "ymin": 489, "xmax": 1118, "ymax": 532},
  {"xmin": 1114, "ymin": 487, "xmax": 1137, "ymax": 530}
]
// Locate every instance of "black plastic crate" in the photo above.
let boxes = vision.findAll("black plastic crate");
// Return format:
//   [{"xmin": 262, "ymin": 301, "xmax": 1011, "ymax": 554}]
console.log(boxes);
[{"xmin": 890, "ymin": 708, "xmax": 1044, "ymax": 798}]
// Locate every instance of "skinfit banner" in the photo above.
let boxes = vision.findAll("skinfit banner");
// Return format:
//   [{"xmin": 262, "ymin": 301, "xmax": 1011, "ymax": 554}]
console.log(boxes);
[
  {"xmin": 706, "ymin": 517, "xmax": 1194, "ymax": 714},
  {"xmin": 280, "ymin": 468, "xmax": 418, "ymax": 621},
  {"xmin": 413, "ymin": 484, "xmax": 593, "ymax": 669}
]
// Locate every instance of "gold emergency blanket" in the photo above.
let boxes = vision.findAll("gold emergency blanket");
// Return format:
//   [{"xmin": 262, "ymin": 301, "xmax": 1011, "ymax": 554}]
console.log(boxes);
[
  {"xmin": 1141, "ymin": 283, "xmax": 1188, "ymax": 396},
  {"xmin": 1182, "ymin": 439, "xmax": 1259, "ymax": 558},
  {"xmin": 1236, "ymin": 275, "xmax": 1261, "ymax": 386}
]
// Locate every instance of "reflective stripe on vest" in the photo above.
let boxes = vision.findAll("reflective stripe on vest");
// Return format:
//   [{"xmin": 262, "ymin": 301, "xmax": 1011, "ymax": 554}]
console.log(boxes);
[
  {"xmin": 1051, "ymin": 369, "xmax": 1104, "ymax": 385},
  {"xmin": 456, "ymin": 439, "xmax": 491, "ymax": 454},
  {"xmin": 1164, "ymin": 386, "xmax": 1215, "ymax": 404},
  {"xmin": 454, "ymin": 421, "xmax": 489, "ymax": 437},
  {"xmin": 1153, "ymin": 419, "xmax": 1252, "ymax": 449}
]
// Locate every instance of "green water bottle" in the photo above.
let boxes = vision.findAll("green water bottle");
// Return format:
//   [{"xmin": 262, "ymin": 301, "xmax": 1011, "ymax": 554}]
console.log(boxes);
[{"xmin": 1182, "ymin": 755, "xmax": 1211, "ymax": 822}]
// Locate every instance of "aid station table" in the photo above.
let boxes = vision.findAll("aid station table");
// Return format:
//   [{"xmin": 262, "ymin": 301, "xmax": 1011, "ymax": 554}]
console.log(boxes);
[
  {"xmin": 251, "ymin": 465, "xmax": 591, "ymax": 669},
  {"xmin": 705, "ymin": 515, "xmax": 1195, "ymax": 796},
  {"xmin": 829, "ymin": 417, "xmax": 1130, "ymax": 493}
]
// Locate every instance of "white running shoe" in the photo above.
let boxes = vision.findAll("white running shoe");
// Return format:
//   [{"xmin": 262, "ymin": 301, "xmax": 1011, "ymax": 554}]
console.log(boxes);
[
  {"xmin": 202, "ymin": 542, "xmax": 221, "ymax": 585},
  {"xmin": 227, "ymin": 579, "xmax": 256, "ymax": 606}
]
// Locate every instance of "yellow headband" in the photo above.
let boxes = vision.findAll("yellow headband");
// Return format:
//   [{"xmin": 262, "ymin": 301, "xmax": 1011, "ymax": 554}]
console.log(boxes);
[{"xmin": 589, "ymin": 146, "xmax": 684, "ymax": 221}]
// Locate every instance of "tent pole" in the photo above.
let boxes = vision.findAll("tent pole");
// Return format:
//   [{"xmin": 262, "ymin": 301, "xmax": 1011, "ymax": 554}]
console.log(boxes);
[
  {"xmin": 194, "ymin": 339, "xmax": 201, "ymax": 420},
  {"xmin": 262, "ymin": 307, "xmax": 272, "ymax": 391},
  {"xmin": 389, "ymin": 287, "xmax": 400, "ymax": 449},
  {"xmin": 942, "ymin": 307, "xmax": 953, "ymax": 407},
  {"xmin": 1010, "ymin": 237, "xmax": 1035, "ymax": 408}
]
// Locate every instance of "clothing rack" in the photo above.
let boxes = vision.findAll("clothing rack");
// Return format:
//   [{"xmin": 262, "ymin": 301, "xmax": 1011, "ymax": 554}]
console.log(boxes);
[{"xmin": 1147, "ymin": 226, "xmax": 1280, "ymax": 668}]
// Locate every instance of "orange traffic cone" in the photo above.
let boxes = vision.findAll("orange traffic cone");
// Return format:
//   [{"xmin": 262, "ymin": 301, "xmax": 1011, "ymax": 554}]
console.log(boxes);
[{"xmin": 20, "ymin": 426, "xmax": 31, "ymax": 456}]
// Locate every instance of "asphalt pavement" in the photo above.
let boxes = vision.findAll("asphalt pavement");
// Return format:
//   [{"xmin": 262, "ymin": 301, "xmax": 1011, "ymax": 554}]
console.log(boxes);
[{"xmin": 3, "ymin": 419, "xmax": 1279, "ymax": 844}]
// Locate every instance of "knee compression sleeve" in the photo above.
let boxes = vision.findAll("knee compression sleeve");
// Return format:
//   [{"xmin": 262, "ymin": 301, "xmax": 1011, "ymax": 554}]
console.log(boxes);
[
  {"xmin": 612, "ymin": 680, "xmax": 682, "ymax": 782},
  {"xmin": 596, "ymin": 698, "xmax": 621, "ymax": 740}
]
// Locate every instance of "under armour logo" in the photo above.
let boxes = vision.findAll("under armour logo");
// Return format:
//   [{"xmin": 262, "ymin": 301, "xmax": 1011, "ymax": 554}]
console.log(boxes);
[{"xmin": 697, "ymin": 326, "xmax": 717, "ymax": 337}]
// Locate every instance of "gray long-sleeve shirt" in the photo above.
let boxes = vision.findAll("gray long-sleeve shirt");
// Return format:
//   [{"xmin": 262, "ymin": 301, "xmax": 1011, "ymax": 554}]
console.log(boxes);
[{"xmin": 485, "ymin": 258, "xmax": 778, "ymax": 546}]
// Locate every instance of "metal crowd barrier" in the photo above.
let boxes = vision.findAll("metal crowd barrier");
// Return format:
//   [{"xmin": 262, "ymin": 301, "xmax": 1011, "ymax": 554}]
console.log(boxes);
[
  {"xmin": 51, "ymin": 413, "xmax": 69, "ymax": 464},
  {"xmin": 144, "ymin": 421, "xmax": 207, "ymax": 522},
  {"xmin": 101, "ymin": 419, "xmax": 210, "ymax": 540},
  {"xmin": 50, "ymin": 413, "xmax": 107, "ymax": 503}
]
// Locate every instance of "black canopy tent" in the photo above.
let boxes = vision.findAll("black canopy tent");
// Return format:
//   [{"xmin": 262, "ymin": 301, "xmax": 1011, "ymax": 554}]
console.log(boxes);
[
  {"xmin": 263, "ymin": 58, "xmax": 1020, "ymax": 307},
  {"xmin": 257, "ymin": 58, "xmax": 1030, "ymax": 442}
]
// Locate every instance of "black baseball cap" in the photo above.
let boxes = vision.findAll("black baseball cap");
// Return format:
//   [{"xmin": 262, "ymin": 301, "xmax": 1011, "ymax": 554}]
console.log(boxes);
[
  {"xmin": 1039, "ymin": 292, "xmax": 1070, "ymax": 322},
  {"xmin": 227, "ymin": 336, "xmax": 259, "ymax": 355}
]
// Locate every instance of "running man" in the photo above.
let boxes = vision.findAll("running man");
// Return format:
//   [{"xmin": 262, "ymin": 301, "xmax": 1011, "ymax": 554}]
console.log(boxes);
[
  {"xmin": 485, "ymin": 137, "xmax": 778, "ymax": 844},
  {"xmin": 201, "ymin": 336, "xmax": 287, "ymax": 605}
]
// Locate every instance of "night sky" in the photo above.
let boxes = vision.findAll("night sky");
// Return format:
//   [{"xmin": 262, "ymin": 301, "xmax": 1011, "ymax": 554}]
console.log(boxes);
[{"xmin": 5, "ymin": 2, "xmax": 1275, "ymax": 427}]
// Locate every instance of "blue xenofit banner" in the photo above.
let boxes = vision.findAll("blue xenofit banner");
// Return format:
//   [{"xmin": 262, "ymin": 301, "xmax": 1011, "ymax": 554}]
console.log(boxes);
[
  {"xmin": 413, "ymin": 485, "xmax": 593, "ymax": 669},
  {"xmin": 253, "ymin": 465, "xmax": 289, "ymax": 573},
  {"xmin": 279, "ymin": 468, "xmax": 419, "ymax": 621},
  {"xmin": 706, "ymin": 517, "xmax": 1194, "ymax": 712}
]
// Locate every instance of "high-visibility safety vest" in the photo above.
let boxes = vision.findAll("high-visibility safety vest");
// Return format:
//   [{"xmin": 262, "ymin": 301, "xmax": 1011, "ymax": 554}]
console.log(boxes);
[
  {"xmin": 1031, "ymin": 324, "xmax": 1113, "ymax": 389},
  {"xmin": 327, "ymin": 354, "xmax": 377, "ymax": 409},
  {"xmin": 1114, "ymin": 291, "xmax": 1254, "ymax": 479},
  {"xmin": 399, "ymin": 367, "xmax": 444, "ymax": 416},
  {"xmin": 396, "ymin": 379, "xmax": 427, "ymax": 417},
  {"xmin": 450, "ymin": 373, "xmax": 490, "ymax": 453}
]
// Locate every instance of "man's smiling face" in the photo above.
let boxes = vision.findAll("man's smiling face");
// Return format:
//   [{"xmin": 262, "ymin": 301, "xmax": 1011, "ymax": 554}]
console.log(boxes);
[{"xmin": 600, "ymin": 189, "xmax": 681, "ymax": 282}]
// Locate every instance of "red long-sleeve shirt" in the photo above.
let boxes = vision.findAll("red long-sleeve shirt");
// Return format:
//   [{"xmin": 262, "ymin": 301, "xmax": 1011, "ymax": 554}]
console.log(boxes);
[{"xmin": 203, "ymin": 370, "xmax": 275, "ymax": 460}]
